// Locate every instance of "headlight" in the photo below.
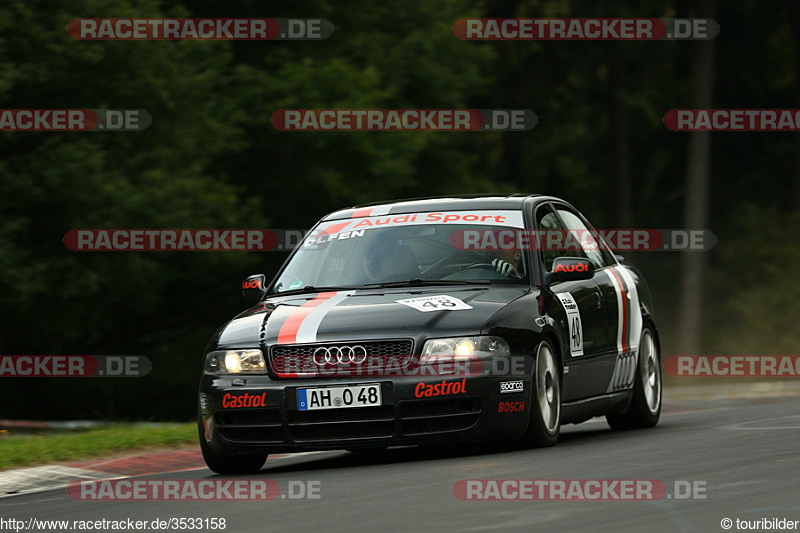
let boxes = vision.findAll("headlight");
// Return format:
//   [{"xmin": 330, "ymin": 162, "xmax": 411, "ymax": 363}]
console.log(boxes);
[
  {"xmin": 204, "ymin": 349, "xmax": 266, "ymax": 374},
  {"xmin": 420, "ymin": 336, "xmax": 510, "ymax": 365}
]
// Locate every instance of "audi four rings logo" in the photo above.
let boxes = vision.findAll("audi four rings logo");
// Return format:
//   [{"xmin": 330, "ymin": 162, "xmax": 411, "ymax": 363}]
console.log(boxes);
[{"xmin": 312, "ymin": 346, "xmax": 368, "ymax": 365}]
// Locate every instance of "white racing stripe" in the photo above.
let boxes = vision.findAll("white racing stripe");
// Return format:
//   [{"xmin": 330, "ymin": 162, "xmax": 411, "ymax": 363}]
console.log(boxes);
[
  {"xmin": 604, "ymin": 268, "xmax": 626, "ymax": 355},
  {"xmin": 616, "ymin": 265, "xmax": 642, "ymax": 352},
  {"xmin": 603, "ymin": 265, "xmax": 642, "ymax": 392},
  {"xmin": 367, "ymin": 205, "xmax": 392, "ymax": 216},
  {"xmin": 295, "ymin": 291, "xmax": 355, "ymax": 344}
]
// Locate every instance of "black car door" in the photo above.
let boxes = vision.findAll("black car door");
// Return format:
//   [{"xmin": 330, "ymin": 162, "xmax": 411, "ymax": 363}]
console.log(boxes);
[
  {"xmin": 553, "ymin": 205, "xmax": 640, "ymax": 396},
  {"xmin": 534, "ymin": 203, "xmax": 610, "ymax": 401}
]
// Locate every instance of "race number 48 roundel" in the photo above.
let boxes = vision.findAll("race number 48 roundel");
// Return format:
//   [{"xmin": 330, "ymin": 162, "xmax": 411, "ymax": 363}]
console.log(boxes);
[
  {"xmin": 556, "ymin": 292, "xmax": 583, "ymax": 357},
  {"xmin": 395, "ymin": 295, "xmax": 473, "ymax": 312}
]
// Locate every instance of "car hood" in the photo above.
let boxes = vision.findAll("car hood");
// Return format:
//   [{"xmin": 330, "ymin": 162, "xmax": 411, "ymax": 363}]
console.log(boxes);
[{"xmin": 214, "ymin": 285, "xmax": 529, "ymax": 349}]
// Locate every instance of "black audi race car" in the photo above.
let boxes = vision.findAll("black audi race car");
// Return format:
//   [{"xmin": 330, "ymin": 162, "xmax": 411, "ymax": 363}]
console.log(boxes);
[{"xmin": 198, "ymin": 195, "xmax": 661, "ymax": 474}]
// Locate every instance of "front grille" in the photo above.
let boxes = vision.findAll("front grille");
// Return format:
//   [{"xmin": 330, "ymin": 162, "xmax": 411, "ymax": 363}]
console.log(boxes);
[
  {"xmin": 290, "ymin": 421, "xmax": 395, "ymax": 441},
  {"xmin": 287, "ymin": 405, "xmax": 395, "ymax": 424},
  {"xmin": 215, "ymin": 409, "xmax": 281, "ymax": 426},
  {"xmin": 215, "ymin": 408, "xmax": 285, "ymax": 445},
  {"xmin": 218, "ymin": 426, "xmax": 285, "ymax": 443},
  {"xmin": 270, "ymin": 340, "xmax": 414, "ymax": 378},
  {"xmin": 288, "ymin": 406, "xmax": 395, "ymax": 442},
  {"xmin": 399, "ymin": 398, "xmax": 482, "ymax": 436}
]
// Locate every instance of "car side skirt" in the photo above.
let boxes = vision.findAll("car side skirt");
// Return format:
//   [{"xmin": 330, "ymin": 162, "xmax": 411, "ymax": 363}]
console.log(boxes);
[{"xmin": 561, "ymin": 390, "xmax": 631, "ymax": 425}]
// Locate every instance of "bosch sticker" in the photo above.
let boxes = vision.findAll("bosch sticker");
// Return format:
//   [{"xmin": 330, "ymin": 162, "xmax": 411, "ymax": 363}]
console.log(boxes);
[{"xmin": 498, "ymin": 401, "xmax": 525, "ymax": 413}]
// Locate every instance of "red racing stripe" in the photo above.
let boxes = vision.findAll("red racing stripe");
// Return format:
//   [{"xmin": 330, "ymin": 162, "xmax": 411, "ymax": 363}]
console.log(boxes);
[
  {"xmin": 351, "ymin": 208, "xmax": 373, "ymax": 218},
  {"xmin": 608, "ymin": 267, "xmax": 628, "ymax": 353},
  {"xmin": 317, "ymin": 221, "xmax": 351, "ymax": 236},
  {"xmin": 277, "ymin": 292, "xmax": 337, "ymax": 344}
]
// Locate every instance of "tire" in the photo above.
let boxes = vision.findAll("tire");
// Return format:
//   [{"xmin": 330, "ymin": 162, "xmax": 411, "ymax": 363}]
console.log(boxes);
[
  {"xmin": 198, "ymin": 418, "xmax": 268, "ymax": 474},
  {"xmin": 606, "ymin": 326, "xmax": 661, "ymax": 430},
  {"xmin": 520, "ymin": 339, "xmax": 561, "ymax": 447}
]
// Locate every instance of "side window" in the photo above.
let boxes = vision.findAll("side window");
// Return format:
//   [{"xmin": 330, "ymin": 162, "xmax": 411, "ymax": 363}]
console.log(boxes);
[
  {"xmin": 535, "ymin": 204, "xmax": 586, "ymax": 271},
  {"xmin": 555, "ymin": 208, "xmax": 609, "ymax": 269}
]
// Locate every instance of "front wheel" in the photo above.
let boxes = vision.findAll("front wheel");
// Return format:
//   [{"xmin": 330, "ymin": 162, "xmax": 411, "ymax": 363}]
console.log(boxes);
[
  {"xmin": 520, "ymin": 339, "xmax": 561, "ymax": 447},
  {"xmin": 198, "ymin": 418, "xmax": 268, "ymax": 474},
  {"xmin": 606, "ymin": 326, "xmax": 661, "ymax": 430}
]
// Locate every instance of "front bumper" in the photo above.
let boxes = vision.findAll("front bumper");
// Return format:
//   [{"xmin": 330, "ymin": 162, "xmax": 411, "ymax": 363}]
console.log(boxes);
[{"xmin": 199, "ymin": 371, "xmax": 533, "ymax": 454}]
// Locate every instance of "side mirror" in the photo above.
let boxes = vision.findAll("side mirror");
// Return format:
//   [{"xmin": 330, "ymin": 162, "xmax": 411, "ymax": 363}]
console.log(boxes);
[
  {"xmin": 545, "ymin": 257, "xmax": 594, "ymax": 285},
  {"xmin": 241, "ymin": 274, "xmax": 267, "ymax": 302}
]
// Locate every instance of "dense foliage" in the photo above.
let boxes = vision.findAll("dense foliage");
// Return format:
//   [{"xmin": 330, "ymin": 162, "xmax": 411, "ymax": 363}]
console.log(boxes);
[{"xmin": 0, "ymin": 0, "xmax": 796, "ymax": 419}]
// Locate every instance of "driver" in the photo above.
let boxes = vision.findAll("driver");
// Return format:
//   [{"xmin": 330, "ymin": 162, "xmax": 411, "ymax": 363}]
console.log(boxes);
[
  {"xmin": 491, "ymin": 249, "xmax": 523, "ymax": 279},
  {"xmin": 362, "ymin": 234, "xmax": 420, "ymax": 283}
]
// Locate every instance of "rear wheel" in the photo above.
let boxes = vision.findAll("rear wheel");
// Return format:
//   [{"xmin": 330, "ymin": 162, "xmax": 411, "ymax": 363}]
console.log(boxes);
[
  {"xmin": 198, "ymin": 418, "xmax": 268, "ymax": 474},
  {"xmin": 521, "ymin": 339, "xmax": 561, "ymax": 447},
  {"xmin": 606, "ymin": 326, "xmax": 661, "ymax": 430}
]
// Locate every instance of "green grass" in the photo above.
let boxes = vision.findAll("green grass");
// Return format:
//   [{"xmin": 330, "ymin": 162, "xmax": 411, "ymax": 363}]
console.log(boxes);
[{"xmin": 0, "ymin": 423, "xmax": 197, "ymax": 471}]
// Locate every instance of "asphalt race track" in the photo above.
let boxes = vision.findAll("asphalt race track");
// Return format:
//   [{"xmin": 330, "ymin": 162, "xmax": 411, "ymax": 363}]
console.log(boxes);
[{"xmin": 3, "ymin": 395, "xmax": 799, "ymax": 533}]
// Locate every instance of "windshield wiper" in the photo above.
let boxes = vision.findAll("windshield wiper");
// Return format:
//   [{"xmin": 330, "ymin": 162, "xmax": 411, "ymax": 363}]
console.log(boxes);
[
  {"xmin": 272, "ymin": 285, "xmax": 360, "ymax": 296},
  {"xmin": 274, "ymin": 279, "xmax": 491, "ymax": 295},
  {"xmin": 363, "ymin": 278, "xmax": 491, "ymax": 289}
]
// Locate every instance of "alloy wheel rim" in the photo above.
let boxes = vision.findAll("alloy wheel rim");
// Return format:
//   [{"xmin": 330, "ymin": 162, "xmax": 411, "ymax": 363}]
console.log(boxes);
[
  {"xmin": 536, "ymin": 342, "xmax": 560, "ymax": 434},
  {"xmin": 640, "ymin": 331, "xmax": 660, "ymax": 414}
]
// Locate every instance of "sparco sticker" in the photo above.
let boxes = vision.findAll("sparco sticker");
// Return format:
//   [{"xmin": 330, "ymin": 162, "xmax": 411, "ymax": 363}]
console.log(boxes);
[
  {"xmin": 500, "ymin": 380, "xmax": 524, "ymax": 393},
  {"xmin": 395, "ymin": 295, "xmax": 473, "ymax": 312},
  {"xmin": 556, "ymin": 292, "xmax": 584, "ymax": 357}
]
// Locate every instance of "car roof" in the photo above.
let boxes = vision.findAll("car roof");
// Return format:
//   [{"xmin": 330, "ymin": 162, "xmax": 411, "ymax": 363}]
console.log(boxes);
[{"xmin": 320, "ymin": 194, "xmax": 558, "ymax": 221}]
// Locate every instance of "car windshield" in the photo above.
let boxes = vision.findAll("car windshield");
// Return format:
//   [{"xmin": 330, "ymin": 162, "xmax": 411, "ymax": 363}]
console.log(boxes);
[{"xmin": 269, "ymin": 210, "xmax": 529, "ymax": 294}]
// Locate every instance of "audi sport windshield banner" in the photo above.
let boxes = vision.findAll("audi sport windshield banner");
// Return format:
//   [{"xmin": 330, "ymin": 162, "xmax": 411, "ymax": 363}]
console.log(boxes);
[{"xmin": 311, "ymin": 210, "xmax": 525, "ymax": 236}]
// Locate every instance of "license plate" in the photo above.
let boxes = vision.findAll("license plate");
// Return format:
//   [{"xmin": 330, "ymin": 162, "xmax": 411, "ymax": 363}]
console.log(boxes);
[{"xmin": 297, "ymin": 384, "xmax": 382, "ymax": 411}]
